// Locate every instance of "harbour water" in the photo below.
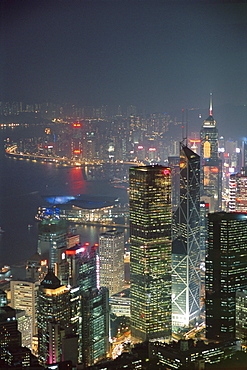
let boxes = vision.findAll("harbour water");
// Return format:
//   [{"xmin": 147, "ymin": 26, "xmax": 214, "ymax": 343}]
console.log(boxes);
[{"xmin": 0, "ymin": 126, "xmax": 129, "ymax": 266}]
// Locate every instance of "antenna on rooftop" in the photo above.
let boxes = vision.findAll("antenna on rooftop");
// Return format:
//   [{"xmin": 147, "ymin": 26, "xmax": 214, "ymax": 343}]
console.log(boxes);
[{"xmin": 209, "ymin": 92, "xmax": 213, "ymax": 116}]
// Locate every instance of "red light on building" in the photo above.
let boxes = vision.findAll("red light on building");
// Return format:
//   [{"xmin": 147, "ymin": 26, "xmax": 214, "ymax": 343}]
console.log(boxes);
[
  {"xmin": 211, "ymin": 167, "xmax": 219, "ymax": 173},
  {"xmin": 205, "ymin": 203, "xmax": 209, "ymax": 207},
  {"xmin": 73, "ymin": 149, "xmax": 81, "ymax": 154},
  {"xmin": 72, "ymin": 123, "xmax": 82, "ymax": 127},
  {"xmin": 66, "ymin": 250, "xmax": 76, "ymax": 255},
  {"xmin": 66, "ymin": 246, "xmax": 86, "ymax": 255},
  {"xmin": 148, "ymin": 147, "xmax": 156, "ymax": 151},
  {"xmin": 163, "ymin": 169, "xmax": 171, "ymax": 175},
  {"xmin": 84, "ymin": 242, "xmax": 90, "ymax": 246},
  {"xmin": 94, "ymin": 243, "xmax": 99, "ymax": 247},
  {"xmin": 224, "ymin": 153, "xmax": 229, "ymax": 157}
]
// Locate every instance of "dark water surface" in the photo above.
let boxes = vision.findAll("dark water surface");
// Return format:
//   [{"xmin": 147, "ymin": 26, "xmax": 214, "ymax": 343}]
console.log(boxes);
[{"xmin": 0, "ymin": 126, "xmax": 129, "ymax": 266}]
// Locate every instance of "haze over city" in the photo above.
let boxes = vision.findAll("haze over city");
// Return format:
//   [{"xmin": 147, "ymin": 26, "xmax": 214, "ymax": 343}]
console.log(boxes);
[{"xmin": 1, "ymin": 0, "xmax": 246, "ymax": 136}]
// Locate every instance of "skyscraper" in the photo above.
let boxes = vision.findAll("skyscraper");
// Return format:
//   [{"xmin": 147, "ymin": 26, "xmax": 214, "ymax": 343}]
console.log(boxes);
[
  {"xmin": 236, "ymin": 290, "xmax": 247, "ymax": 347},
  {"xmin": 79, "ymin": 287, "xmax": 110, "ymax": 366},
  {"xmin": 206, "ymin": 212, "xmax": 247, "ymax": 341},
  {"xmin": 172, "ymin": 145, "xmax": 201, "ymax": 328},
  {"xmin": 99, "ymin": 229, "xmax": 124, "ymax": 296},
  {"xmin": 38, "ymin": 218, "xmax": 68, "ymax": 271},
  {"xmin": 229, "ymin": 167, "xmax": 247, "ymax": 212},
  {"xmin": 200, "ymin": 94, "xmax": 222, "ymax": 212},
  {"xmin": 37, "ymin": 270, "xmax": 70, "ymax": 365},
  {"xmin": 10, "ymin": 279, "xmax": 39, "ymax": 340},
  {"xmin": 129, "ymin": 165, "xmax": 172, "ymax": 341}
]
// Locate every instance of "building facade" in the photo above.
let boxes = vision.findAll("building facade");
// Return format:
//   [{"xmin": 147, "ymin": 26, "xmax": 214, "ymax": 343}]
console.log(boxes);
[
  {"xmin": 79, "ymin": 287, "xmax": 110, "ymax": 366},
  {"xmin": 206, "ymin": 212, "xmax": 247, "ymax": 341},
  {"xmin": 236, "ymin": 290, "xmax": 247, "ymax": 347},
  {"xmin": 99, "ymin": 229, "xmax": 124, "ymax": 296},
  {"xmin": 37, "ymin": 270, "xmax": 70, "ymax": 365},
  {"xmin": 37, "ymin": 218, "xmax": 68, "ymax": 270},
  {"xmin": 172, "ymin": 145, "xmax": 201, "ymax": 328},
  {"xmin": 10, "ymin": 280, "xmax": 39, "ymax": 339},
  {"xmin": 129, "ymin": 165, "xmax": 172, "ymax": 341},
  {"xmin": 229, "ymin": 168, "xmax": 247, "ymax": 212}
]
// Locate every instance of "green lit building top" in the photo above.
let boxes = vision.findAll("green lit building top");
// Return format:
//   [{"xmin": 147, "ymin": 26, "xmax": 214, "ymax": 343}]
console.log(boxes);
[{"xmin": 129, "ymin": 165, "xmax": 172, "ymax": 341}]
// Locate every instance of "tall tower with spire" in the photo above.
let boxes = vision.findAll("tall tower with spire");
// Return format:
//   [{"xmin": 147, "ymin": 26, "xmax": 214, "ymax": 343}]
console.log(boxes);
[{"xmin": 200, "ymin": 94, "xmax": 222, "ymax": 212}]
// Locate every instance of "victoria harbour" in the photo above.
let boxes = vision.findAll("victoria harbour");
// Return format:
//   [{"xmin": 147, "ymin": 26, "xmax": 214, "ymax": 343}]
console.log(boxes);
[{"xmin": 0, "ymin": 125, "xmax": 129, "ymax": 267}]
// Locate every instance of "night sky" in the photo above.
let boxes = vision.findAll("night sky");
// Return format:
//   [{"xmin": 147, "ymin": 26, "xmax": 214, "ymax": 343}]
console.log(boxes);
[{"xmin": 1, "ymin": 0, "xmax": 246, "ymax": 114}]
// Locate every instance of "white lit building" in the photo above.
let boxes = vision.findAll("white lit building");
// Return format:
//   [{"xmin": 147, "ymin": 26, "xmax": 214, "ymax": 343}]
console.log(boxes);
[{"xmin": 99, "ymin": 229, "xmax": 124, "ymax": 296}]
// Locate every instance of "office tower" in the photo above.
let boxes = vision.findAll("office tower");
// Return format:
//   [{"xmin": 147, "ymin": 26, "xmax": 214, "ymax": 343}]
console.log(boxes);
[
  {"xmin": 0, "ymin": 303, "xmax": 32, "ymax": 368},
  {"xmin": 0, "ymin": 306, "xmax": 22, "ymax": 364},
  {"xmin": 37, "ymin": 270, "xmax": 70, "ymax": 365},
  {"xmin": 99, "ymin": 229, "xmax": 124, "ymax": 296},
  {"xmin": 0, "ymin": 306, "xmax": 21, "ymax": 347},
  {"xmin": 56, "ymin": 242, "xmax": 109, "ymax": 366},
  {"xmin": 229, "ymin": 168, "xmax": 247, "ymax": 212},
  {"xmin": 37, "ymin": 218, "xmax": 68, "ymax": 271},
  {"xmin": 236, "ymin": 290, "xmax": 247, "ymax": 347},
  {"xmin": 129, "ymin": 165, "xmax": 172, "ymax": 341},
  {"xmin": 76, "ymin": 244, "xmax": 110, "ymax": 366},
  {"xmin": 200, "ymin": 201, "xmax": 209, "ymax": 259},
  {"xmin": 10, "ymin": 280, "xmax": 39, "ymax": 339},
  {"xmin": 172, "ymin": 145, "xmax": 201, "ymax": 328},
  {"xmin": 206, "ymin": 212, "xmax": 247, "ymax": 341},
  {"xmin": 79, "ymin": 287, "xmax": 110, "ymax": 367},
  {"xmin": 77, "ymin": 244, "xmax": 98, "ymax": 291},
  {"xmin": 200, "ymin": 94, "xmax": 222, "ymax": 212},
  {"xmin": 70, "ymin": 122, "xmax": 83, "ymax": 160}
]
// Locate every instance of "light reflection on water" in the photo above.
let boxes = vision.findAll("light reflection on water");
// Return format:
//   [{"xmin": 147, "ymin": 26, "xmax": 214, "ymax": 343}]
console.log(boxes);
[{"xmin": 0, "ymin": 127, "xmax": 129, "ymax": 266}]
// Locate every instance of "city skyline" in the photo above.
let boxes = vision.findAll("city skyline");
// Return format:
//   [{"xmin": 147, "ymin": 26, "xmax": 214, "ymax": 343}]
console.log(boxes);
[{"xmin": 0, "ymin": 0, "xmax": 247, "ymax": 367}]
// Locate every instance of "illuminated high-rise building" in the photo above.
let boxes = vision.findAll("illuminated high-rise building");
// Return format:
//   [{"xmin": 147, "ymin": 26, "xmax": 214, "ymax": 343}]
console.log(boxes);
[
  {"xmin": 79, "ymin": 287, "xmax": 110, "ymax": 367},
  {"xmin": 10, "ymin": 279, "xmax": 39, "ymax": 339},
  {"xmin": 206, "ymin": 212, "xmax": 247, "ymax": 341},
  {"xmin": 99, "ymin": 229, "xmax": 124, "ymax": 296},
  {"xmin": 172, "ymin": 145, "xmax": 201, "ymax": 328},
  {"xmin": 0, "ymin": 306, "xmax": 22, "ymax": 364},
  {"xmin": 37, "ymin": 270, "xmax": 70, "ymax": 365},
  {"xmin": 129, "ymin": 165, "xmax": 172, "ymax": 341},
  {"xmin": 70, "ymin": 122, "xmax": 84, "ymax": 160},
  {"xmin": 236, "ymin": 290, "xmax": 247, "ymax": 346},
  {"xmin": 229, "ymin": 168, "xmax": 247, "ymax": 212},
  {"xmin": 38, "ymin": 218, "xmax": 68, "ymax": 271},
  {"xmin": 200, "ymin": 94, "xmax": 222, "ymax": 212}
]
